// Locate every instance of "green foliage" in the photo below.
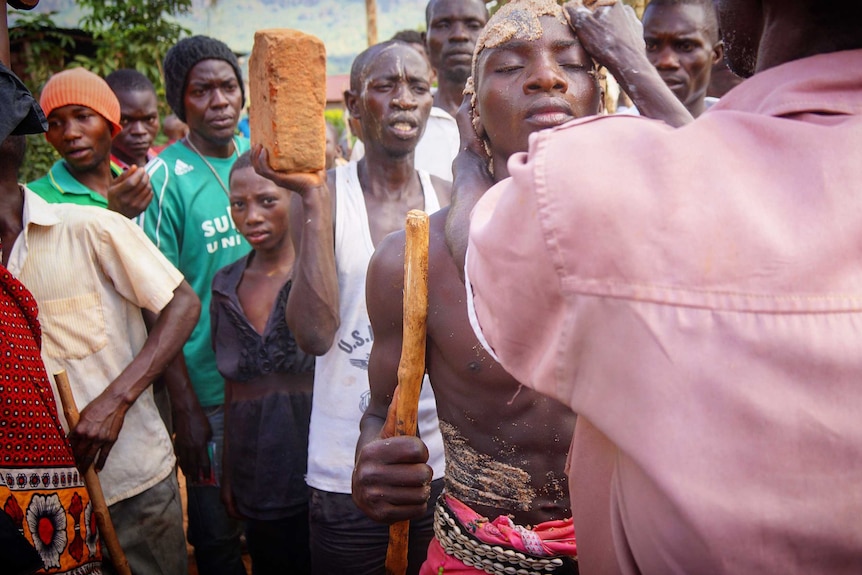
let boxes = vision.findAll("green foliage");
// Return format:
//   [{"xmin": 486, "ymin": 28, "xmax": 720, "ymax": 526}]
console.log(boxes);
[
  {"xmin": 9, "ymin": 13, "xmax": 66, "ymax": 182},
  {"xmin": 74, "ymin": 0, "xmax": 191, "ymax": 86},
  {"xmin": 9, "ymin": 12, "xmax": 75, "ymax": 91},
  {"xmin": 324, "ymin": 108, "xmax": 346, "ymax": 135},
  {"xmin": 21, "ymin": 135, "xmax": 61, "ymax": 185},
  {"xmin": 12, "ymin": 1, "xmax": 192, "ymax": 182}
]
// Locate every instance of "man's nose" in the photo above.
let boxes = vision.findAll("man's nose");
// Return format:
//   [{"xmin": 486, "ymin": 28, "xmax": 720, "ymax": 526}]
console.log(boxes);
[
  {"xmin": 245, "ymin": 203, "xmax": 264, "ymax": 223},
  {"xmin": 210, "ymin": 87, "xmax": 230, "ymax": 107},
  {"xmin": 61, "ymin": 121, "xmax": 83, "ymax": 141},
  {"xmin": 391, "ymin": 84, "xmax": 418, "ymax": 109},
  {"xmin": 525, "ymin": 59, "xmax": 569, "ymax": 94},
  {"xmin": 654, "ymin": 45, "xmax": 680, "ymax": 69},
  {"xmin": 128, "ymin": 120, "xmax": 148, "ymax": 135},
  {"xmin": 448, "ymin": 21, "xmax": 470, "ymax": 42}
]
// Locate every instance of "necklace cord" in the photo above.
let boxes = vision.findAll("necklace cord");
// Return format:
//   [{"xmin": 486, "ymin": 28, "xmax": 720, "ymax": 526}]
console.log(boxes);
[{"xmin": 183, "ymin": 136, "xmax": 238, "ymax": 197}]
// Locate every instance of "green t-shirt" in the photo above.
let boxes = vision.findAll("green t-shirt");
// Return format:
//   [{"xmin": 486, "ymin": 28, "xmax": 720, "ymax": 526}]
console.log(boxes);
[
  {"xmin": 139, "ymin": 137, "xmax": 250, "ymax": 407},
  {"xmin": 28, "ymin": 159, "xmax": 121, "ymax": 208}
]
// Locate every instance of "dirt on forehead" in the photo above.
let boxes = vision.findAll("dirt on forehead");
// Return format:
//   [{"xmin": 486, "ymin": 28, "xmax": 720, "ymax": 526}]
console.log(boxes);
[
  {"xmin": 470, "ymin": 0, "xmax": 617, "ymax": 66},
  {"xmin": 479, "ymin": 0, "xmax": 565, "ymax": 51},
  {"xmin": 468, "ymin": 0, "xmax": 618, "ymax": 89},
  {"xmin": 463, "ymin": 0, "xmax": 615, "ymax": 170},
  {"xmin": 466, "ymin": 0, "xmax": 567, "ymax": 103}
]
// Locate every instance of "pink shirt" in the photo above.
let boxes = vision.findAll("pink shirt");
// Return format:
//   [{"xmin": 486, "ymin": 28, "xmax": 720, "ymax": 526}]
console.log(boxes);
[{"xmin": 466, "ymin": 49, "xmax": 862, "ymax": 574}]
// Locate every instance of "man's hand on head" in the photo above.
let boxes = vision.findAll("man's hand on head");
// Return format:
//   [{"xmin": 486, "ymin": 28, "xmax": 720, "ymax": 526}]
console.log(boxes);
[
  {"xmin": 565, "ymin": 0, "xmax": 647, "ymax": 81},
  {"xmin": 107, "ymin": 164, "xmax": 153, "ymax": 218},
  {"xmin": 567, "ymin": 1, "xmax": 694, "ymax": 127}
]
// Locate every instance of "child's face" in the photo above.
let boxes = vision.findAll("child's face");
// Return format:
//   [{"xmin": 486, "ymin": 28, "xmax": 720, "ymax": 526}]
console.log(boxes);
[{"xmin": 229, "ymin": 167, "xmax": 291, "ymax": 253}]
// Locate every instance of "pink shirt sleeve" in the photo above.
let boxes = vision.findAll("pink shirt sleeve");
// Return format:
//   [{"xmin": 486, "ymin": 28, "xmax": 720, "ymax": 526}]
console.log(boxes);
[{"xmin": 466, "ymin": 142, "xmax": 571, "ymax": 404}]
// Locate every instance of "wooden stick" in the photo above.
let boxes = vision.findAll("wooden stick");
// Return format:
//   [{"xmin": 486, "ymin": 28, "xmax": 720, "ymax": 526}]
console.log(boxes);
[
  {"xmin": 53, "ymin": 370, "xmax": 132, "ymax": 575},
  {"xmin": 384, "ymin": 210, "xmax": 431, "ymax": 575}
]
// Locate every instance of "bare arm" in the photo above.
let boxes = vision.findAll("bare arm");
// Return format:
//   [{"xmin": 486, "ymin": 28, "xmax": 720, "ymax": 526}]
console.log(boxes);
[
  {"xmin": 352, "ymin": 232, "xmax": 432, "ymax": 523},
  {"xmin": 70, "ymin": 280, "xmax": 201, "ymax": 471},
  {"xmin": 219, "ymin": 379, "xmax": 244, "ymax": 519},
  {"xmin": 566, "ymin": 2, "xmax": 694, "ymax": 127},
  {"xmin": 445, "ymin": 96, "xmax": 496, "ymax": 281},
  {"xmin": 252, "ymin": 145, "xmax": 339, "ymax": 355},
  {"xmin": 142, "ymin": 307, "xmax": 211, "ymax": 479},
  {"xmin": 158, "ymin": 352, "xmax": 212, "ymax": 480}
]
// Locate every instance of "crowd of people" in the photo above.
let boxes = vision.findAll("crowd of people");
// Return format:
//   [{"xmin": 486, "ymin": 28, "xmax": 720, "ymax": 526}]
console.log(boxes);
[{"xmin": 1, "ymin": 0, "xmax": 861, "ymax": 574}]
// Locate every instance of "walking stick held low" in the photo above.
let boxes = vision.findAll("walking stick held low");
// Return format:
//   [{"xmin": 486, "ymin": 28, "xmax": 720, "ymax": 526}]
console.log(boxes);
[
  {"xmin": 385, "ymin": 210, "xmax": 431, "ymax": 575},
  {"xmin": 53, "ymin": 370, "xmax": 132, "ymax": 575}
]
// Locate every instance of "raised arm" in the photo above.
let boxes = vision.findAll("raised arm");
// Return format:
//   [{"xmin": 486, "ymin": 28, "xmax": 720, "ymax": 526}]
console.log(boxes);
[
  {"xmin": 71, "ymin": 280, "xmax": 200, "ymax": 471},
  {"xmin": 566, "ymin": 1, "xmax": 694, "ymax": 127},
  {"xmin": 445, "ymin": 96, "xmax": 496, "ymax": 281},
  {"xmin": 352, "ymin": 231, "xmax": 433, "ymax": 523},
  {"xmin": 252, "ymin": 145, "xmax": 339, "ymax": 355}
]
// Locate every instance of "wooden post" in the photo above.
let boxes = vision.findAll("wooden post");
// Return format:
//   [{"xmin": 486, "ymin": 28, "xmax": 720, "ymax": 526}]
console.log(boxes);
[
  {"xmin": 384, "ymin": 210, "xmax": 430, "ymax": 575},
  {"xmin": 53, "ymin": 370, "xmax": 132, "ymax": 575},
  {"xmin": 366, "ymin": 0, "xmax": 378, "ymax": 46}
]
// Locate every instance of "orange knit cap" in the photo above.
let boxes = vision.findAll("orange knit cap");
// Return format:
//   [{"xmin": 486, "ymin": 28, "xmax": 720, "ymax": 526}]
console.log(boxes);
[{"xmin": 39, "ymin": 67, "xmax": 123, "ymax": 137}]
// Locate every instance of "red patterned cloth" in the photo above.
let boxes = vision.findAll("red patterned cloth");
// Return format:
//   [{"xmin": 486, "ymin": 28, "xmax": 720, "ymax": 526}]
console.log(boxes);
[{"xmin": 0, "ymin": 265, "xmax": 101, "ymax": 574}]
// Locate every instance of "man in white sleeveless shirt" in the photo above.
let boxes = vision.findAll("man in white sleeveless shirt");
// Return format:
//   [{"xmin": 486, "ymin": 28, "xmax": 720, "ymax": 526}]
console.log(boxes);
[{"xmin": 253, "ymin": 39, "xmax": 450, "ymax": 575}]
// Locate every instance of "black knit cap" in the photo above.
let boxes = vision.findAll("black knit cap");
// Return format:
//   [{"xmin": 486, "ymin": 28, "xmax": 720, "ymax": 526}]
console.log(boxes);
[{"xmin": 163, "ymin": 35, "xmax": 245, "ymax": 122}]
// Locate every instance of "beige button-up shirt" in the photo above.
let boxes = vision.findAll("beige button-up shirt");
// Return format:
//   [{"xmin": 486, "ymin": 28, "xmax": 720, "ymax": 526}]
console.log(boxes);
[{"xmin": 9, "ymin": 188, "xmax": 183, "ymax": 505}]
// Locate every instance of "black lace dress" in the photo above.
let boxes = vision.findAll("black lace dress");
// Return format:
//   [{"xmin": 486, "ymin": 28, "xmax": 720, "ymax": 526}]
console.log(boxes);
[{"xmin": 211, "ymin": 254, "xmax": 315, "ymax": 520}]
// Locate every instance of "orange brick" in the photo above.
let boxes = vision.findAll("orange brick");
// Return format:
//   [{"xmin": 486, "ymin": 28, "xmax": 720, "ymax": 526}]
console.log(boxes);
[{"xmin": 249, "ymin": 29, "xmax": 327, "ymax": 172}]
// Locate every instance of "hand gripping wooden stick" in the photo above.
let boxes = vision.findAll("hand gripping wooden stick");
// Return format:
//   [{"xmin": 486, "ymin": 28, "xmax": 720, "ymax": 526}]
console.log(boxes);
[
  {"xmin": 53, "ymin": 370, "xmax": 132, "ymax": 575},
  {"xmin": 385, "ymin": 210, "xmax": 431, "ymax": 575}
]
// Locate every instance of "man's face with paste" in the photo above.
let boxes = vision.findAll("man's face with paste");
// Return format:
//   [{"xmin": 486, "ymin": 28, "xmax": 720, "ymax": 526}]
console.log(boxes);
[{"xmin": 470, "ymin": 2, "xmax": 601, "ymax": 176}]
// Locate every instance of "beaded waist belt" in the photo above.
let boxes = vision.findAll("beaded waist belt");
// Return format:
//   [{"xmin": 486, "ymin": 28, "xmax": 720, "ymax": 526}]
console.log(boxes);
[{"xmin": 432, "ymin": 497, "xmax": 579, "ymax": 575}]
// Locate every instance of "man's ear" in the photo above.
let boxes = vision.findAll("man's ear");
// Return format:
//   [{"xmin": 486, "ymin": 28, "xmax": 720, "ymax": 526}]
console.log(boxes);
[
  {"xmin": 345, "ymin": 90, "xmax": 361, "ymax": 120},
  {"xmin": 712, "ymin": 40, "xmax": 725, "ymax": 66}
]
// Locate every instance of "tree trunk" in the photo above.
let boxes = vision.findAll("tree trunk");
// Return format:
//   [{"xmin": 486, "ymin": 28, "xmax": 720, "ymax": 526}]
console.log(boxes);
[{"xmin": 366, "ymin": 0, "xmax": 378, "ymax": 47}]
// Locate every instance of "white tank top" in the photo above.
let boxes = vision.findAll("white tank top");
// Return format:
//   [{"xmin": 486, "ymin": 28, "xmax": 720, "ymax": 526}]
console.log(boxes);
[{"xmin": 306, "ymin": 162, "xmax": 446, "ymax": 493}]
